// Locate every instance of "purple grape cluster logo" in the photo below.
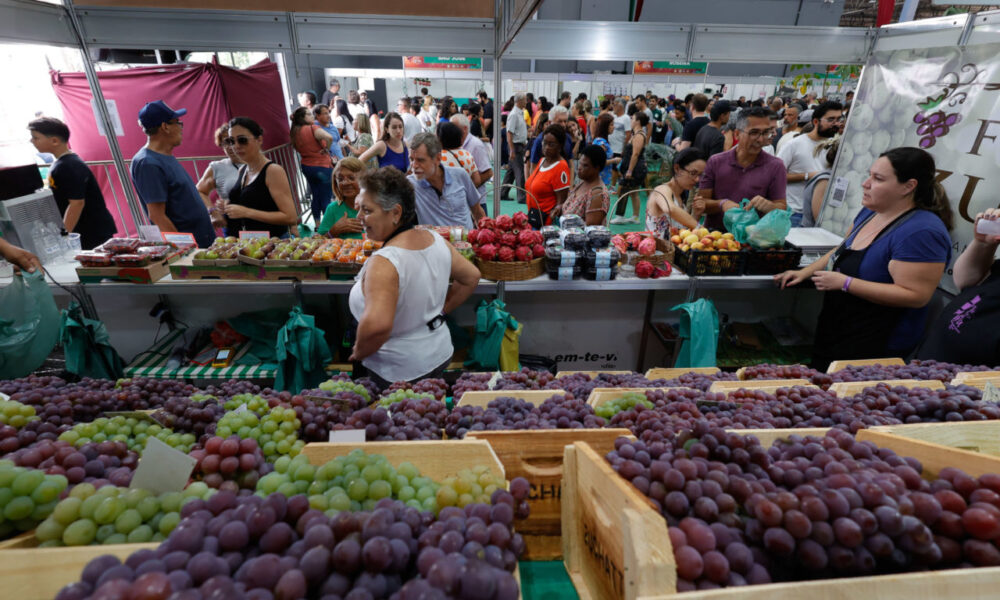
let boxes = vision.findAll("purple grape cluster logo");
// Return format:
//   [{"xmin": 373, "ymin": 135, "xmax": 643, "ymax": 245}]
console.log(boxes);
[{"xmin": 914, "ymin": 63, "xmax": 1000, "ymax": 148}]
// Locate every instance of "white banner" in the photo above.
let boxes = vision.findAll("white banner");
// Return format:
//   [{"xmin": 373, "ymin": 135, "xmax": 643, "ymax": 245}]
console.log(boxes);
[{"xmin": 821, "ymin": 44, "xmax": 1000, "ymax": 292}]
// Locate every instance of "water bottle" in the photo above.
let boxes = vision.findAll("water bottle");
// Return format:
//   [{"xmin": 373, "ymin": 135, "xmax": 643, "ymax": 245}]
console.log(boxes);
[{"xmin": 38, "ymin": 222, "xmax": 62, "ymax": 264}]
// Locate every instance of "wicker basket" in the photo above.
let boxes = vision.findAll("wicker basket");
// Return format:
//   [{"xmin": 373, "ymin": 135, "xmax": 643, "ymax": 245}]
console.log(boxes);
[
  {"xmin": 476, "ymin": 257, "xmax": 546, "ymax": 281},
  {"xmin": 646, "ymin": 237, "xmax": 675, "ymax": 268}
]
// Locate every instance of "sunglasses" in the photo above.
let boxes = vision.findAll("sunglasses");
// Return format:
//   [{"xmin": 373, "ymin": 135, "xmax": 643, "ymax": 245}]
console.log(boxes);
[{"xmin": 223, "ymin": 136, "xmax": 252, "ymax": 147}]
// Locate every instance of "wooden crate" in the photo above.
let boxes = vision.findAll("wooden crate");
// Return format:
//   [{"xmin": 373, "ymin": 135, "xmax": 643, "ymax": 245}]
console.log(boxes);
[
  {"xmin": 0, "ymin": 542, "xmax": 156, "ymax": 600},
  {"xmin": 566, "ymin": 429, "xmax": 1000, "ymax": 600},
  {"xmin": 587, "ymin": 388, "xmax": 692, "ymax": 408},
  {"xmin": 951, "ymin": 372, "xmax": 1000, "ymax": 389},
  {"xmin": 707, "ymin": 379, "xmax": 816, "ymax": 395},
  {"xmin": 0, "ymin": 531, "xmax": 34, "ymax": 549},
  {"xmin": 301, "ymin": 440, "xmax": 504, "ymax": 481},
  {"xmin": 725, "ymin": 427, "xmax": 831, "ymax": 447},
  {"xmin": 644, "ymin": 367, "xmax": 721, "ymax": 380},
  {"xmin": 827, "ymin": 379, "xmax": 945, "ymax": 397},
  {"xmin": 826, "ymin": 357, "xmax": 905, "ymax": 373},
  {"xmin": 858, "ymin": 421, "xmax": 1000, "ymax": 479},
  {"xmin": 76, "ymin": 256, "xmax": 172, "ymax": 284},
  {"xmin": 559, "ymin": 370, "xmax": 633, "ymax": 378},
  {"xmin": 467, "ymin": 429, "xmax": 632, "ymax": 561},
  {"xmin": 456, "ymin": 389, "xmax": 567, "ymax": 408}
]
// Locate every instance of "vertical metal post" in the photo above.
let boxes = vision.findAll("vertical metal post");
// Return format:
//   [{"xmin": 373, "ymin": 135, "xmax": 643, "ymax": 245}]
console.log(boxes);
[
  {"xmin": 494, "ymin": 0, "xmax": 505, "ymax": 303},
  {"xmin": 64, "ymin": 0, "xmax": 147, "ymax": 229}
]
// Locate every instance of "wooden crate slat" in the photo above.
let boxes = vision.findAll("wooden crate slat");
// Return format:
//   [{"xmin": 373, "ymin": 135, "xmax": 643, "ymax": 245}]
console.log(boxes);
[
  {"xmin": 726, "ymin": 427, "xmax": 831, "ymax": 447},
  {"xmin": 1, "ymin": 542, "xmax": 157, "ymax": 600},
  {"xmin": 457, "ymin": 389, "xmax": 567, "ymax": 408},
  {"xmin": 301, "ymin": 440, "xmax": 504, "ymax": 481},
  {"xmin": 866, "ymin": 421, "xmax": 1000, "ymax": 456},
  {"xmin": 826, "ymin": 357, "xmax": 906, "ymax": 373},
  {"xmin": 644, "ymin": 367, "xmax": 721, "ymax": 380},
  {"xmin": 558, "ymin": 370, "xmax": 633, "ymax": 378},
  {"xmin": 857, "ymin": 428, "xmax": 1000, "ymax": 479},
  {"xmin": 467, "ymin": 429, "xmax": 632, "ymax": 560},
  {"xmin": 707, "ymin": 379, "xmax": 816, "ymax": 394},
  {"xmin": 587, "ymin": 387, "xmax": 694, "ymax": 408},
  {"xmin": 827, "ymin": 379, "xmax": 945, "ymax": 397}
]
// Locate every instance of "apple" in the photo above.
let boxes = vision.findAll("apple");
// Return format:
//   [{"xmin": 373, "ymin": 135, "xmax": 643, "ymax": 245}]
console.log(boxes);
[{"xmin": 700, "ymin": 237, "xmax": 714, "ymax": 247}]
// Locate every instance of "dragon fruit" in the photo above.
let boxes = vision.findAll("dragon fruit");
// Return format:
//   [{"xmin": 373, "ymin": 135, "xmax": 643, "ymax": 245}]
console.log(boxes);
[
  {"xmin": 531, "ymin": 243, "xmax": 545, "ymax": 258},
  {"xmin": 611, "ymin": 235, "xmax": 628, "ymax": 254},
  {"xmin": 517, "ymin": 230, "xmax": 535, "ymax": 247},
  {"xmin": 532, "ymin": 231, "xmax": 545, "ymax": 245},
  {"xmin": 497, "ymin": 246, "xmax": 515, "ymax": 262},
  {"xmin": 514, "ymin": 246, "xmax": 533, "ymax": 262},
  {"xmin": 512, "ymin": 211, "xmax": 530, "ymax": 228},
  {"xmin": 476, "ymin": 243, "xmax": 498, "ymax": 261},
  {"xmin": 637, "ymin": 237, "xmax": 657, "ymax": 257},
  {"xmin": 467, "ymin": 229, "xmax": 480, "ymax": 245},
  {"xmin": 477, "ymin": 217, "xmax": 495, "ymax": 230},
  {"xmin": 626, "ymin": 232, "xmax": 643, "ymax": 249},
  {"xmin": 635, "ymin": 260, "xmax": 655, "ymax": 279},
  {"xmin": 476, "ymin": 229, "xmax": 496, "ymax": 245},
  {"xmin": 495, "ymin": 215, "xmax": 514, "ymax": 231},
  {"xmin": 500, "ymin": 233, "xmax": 517, "ymax": 248}
]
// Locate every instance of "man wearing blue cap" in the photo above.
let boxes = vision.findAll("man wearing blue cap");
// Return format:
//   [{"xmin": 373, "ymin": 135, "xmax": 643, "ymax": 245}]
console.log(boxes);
[{"xmin": 130, "ymin": 100, "xmax": 216, "ymax": 247}]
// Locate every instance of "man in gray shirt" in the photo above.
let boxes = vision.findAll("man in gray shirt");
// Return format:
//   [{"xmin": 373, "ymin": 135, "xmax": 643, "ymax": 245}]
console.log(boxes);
[
  {"xmin": 407, "ymin": 133, "xmax": 486, "ymax": 229},
  {"xmin": 503, "ymin": 92, "xmax": 529, "ymax": 204}
]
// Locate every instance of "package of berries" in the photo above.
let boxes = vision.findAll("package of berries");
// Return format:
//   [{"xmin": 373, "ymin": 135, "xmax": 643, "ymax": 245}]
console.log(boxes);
[
  {"xmin": 137, "ymin": 245, "xmax": 171, "ymax": 261},
  {"xmin": 75, "ymin": 251, "xmax": 114, "ymax": 267},
  {"xmin": 100, "ymin": 237, "xmax": 142, "ymax": 254},
  {"xmin": 112, "ymin": 253, "xmax": 151, "ymax": 267}
]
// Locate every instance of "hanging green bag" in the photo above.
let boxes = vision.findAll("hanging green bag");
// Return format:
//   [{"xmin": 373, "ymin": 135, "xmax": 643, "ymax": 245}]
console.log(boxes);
[
  {"xmin": 465, "ymin": 299, "xmax": 520, "ymax": 371},
  {"xmin": 723, "ymin": 199, "xmax": 761, "ymax": 244},
  {"xmin": 746, "ymin": 208, "xmax": 793, "ymax": 249},
  {"xmin": 0, "ymin": 271, "xmax": 59, "ymax": 378},
  {"xmin": 274, "ymin": 306, "xmax": 333, "ymax": 393},
  {"xmin": 670, "ymin": 298, "xmax": 720, "ymax": 368},
  {"xmin": 59, "ymin": 302, "xmax": 125, "ymax": 379},
  {"xmin": 227, "ymin": 308, "xmax": 288, "ymax": 366}
]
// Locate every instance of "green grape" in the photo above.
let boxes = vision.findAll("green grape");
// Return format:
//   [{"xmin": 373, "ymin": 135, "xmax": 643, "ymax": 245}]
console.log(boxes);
[
  {"xmin": 328, "ymin": 493, "xmax": 351, "ymax": 512},
  {"xmin": 377, "ymin": 389, "xmax": 433, "ymax": 407},
  {"xmin": 435, "ymin": 486, "xmax": 458, "ymax": 507},
  {"xmin": 62, "ymin": 519, "xmax": 97, "ymax": 545},
  {"xmin": 96, "ymin": 523, "xmax": 116, "ymax": 543},
  {"xmin": 277, "ymin": 482, "xmax": 299, "ymax": 497},
  {"xmin": 61, "ymin": 416, "xmax": 193, "ymax": 453},
  {"xmin": 347, "ymin": 479, "xmax": 368, "ymax": 501},
  {"xmin": 35, "ymin": 518, "xmax": 65, "ymax": 542},
  {"xmin": 369, "ymin": 480, "xmax": 392, "ymax": 500},
  {"xmin": 93, "ymin": 496, "xmax": 124, "ymax": 525},
  {"xmin": 114, "ymin": 508, "xmax": 143, "ymax": 534},
  {"xmin": 0, "ymin": 399, "xmax": 38, "ymax": 428},
  {"xmin": 317, "ymin": 379, "xmax": 371, "ymax": 403},
  {"xmin": 158, "ymin": 511, "xmax": 180, "ymax": 536},
  {"xmin": 594, "ymin": 392, "xmax": 654, "ymax": 419},
  {"xmin": 32, "ymin": 500, "xmax": 58, "ymax": 521},
  {"xmin": 31, "ymin": 480, "xmax": 63, "ymax": 505},
  {"xmin": 11, "ymin": 470, "xmax": 44, "ymax": 496},
  {"xmin": 0, "ymin": 487, "xmax": 13, "ymax": 509},
  {"xmin": 135, "ymin": 497, "xmax": 159, "ymax": 521},
  {"xmin": 4, "ymin": 496, "xmax": 34, "ymax": 520},
  {"xmin": 127, "ymin": 524, "xmax": 154, "ymax": 543},
  {"xmin": 308, "ymin": 495, "xmax": 328, "ymax": 510},
  {"xmin": 104, "ymin": 533, "xmax": 127, "ymax": 545},
  {"xmin": 52, "ymin": 496, "xmax": 83, "ymax": 525},
  {"xmin": 159, "ymin": 492, "xmax": 183, "ymax": 513}
]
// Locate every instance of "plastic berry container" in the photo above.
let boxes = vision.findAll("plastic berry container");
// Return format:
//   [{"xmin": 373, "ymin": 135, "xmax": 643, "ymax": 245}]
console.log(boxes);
[
  {"xmin": 540, "ymin": 225, "xmax": 561, "ymax": 242},
  {"xmin": 545, "ymin": 263, "xmax": 581, "ymax": 281},
  {"xmin": 544, "ymin": 244, "xmax": 583, "ymax": 269},
  {"xmin": 560, "ymin": 228, "xmax": 588, "ymax": 251},
  {"xmin": 75, "ymin": 251, "xmax": 114, "ymax": 267},
  {"xmin": 559, "ymin": 214, "xmax": 585, "ymax": 230},
  {"xmin": 137, "ymin": 245, "xmax": 171, "ymax": 261},
  {"xmin": 583, "ymin": 247, "xmax": 622, "ymax": 269},
  {"xmin": 101, "ymin": 237, "xmax": 142, "ymax": 254},
  {"xmin": 586, "ymin": 226, "xmax": 613, "ymax": 249},
  {"xmin": 582, "ymin": 266, "xmax": 618, "ymax": 281},
  {"xmin": 112, "ymin": 253, "xmax": 151, "ymax": 267}
]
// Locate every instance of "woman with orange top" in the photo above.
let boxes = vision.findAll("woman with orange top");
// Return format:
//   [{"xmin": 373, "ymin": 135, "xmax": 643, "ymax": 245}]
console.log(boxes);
[
  {"xmin": 525, "ymin": 124, "xmax": 571, "ymax": 227},
  {"xmin": 290, "ymin": 106, "xmax": 334, "ymax": 221}
]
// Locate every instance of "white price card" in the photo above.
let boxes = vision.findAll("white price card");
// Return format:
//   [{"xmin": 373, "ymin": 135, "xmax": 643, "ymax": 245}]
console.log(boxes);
[
  {"xmin": 828, "ymin": 177, "xmax": 849, "ymax": 208},
  {"xmin": 130, "ymin": 437, "xmax": 196, "ymax": 495},
  {"xmin": 139, "ymin": 225, "xmax": 163, "ymax": 241},
  {"xmin": 983, "ymin": 382, "xmax": 1000, "ymax": 404},
  {"xmin": 329, "ymin": 429, "xmax": 366, "ymax": 443}
]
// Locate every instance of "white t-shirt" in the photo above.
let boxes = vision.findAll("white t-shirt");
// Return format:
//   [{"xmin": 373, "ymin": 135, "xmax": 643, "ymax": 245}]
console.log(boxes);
[
  {"xmin": 335, "ymin": 115, "xmax": 357, "ymax": 143},
  {"xmin": 348, "ymin": 231, "xmax": 453, "ymax": 382},
  {"xmin": 347, "ymin": 103, "xmax": 366, "ymax": 120},
  {"xmin": 401, "ymin": 112, "xmax": 423, "ymax": 144},
  {"xmin": 775, "ymin": 128, "xmax": 800, "ymax": 155},
  {"xmin": 609, "ymin": 113, "xmax": 632, "ymax": 154},
  {"xmin": 778, "ymin": 133, "xmax": 824, "ymax": 214},
  {"xmin": 418, "ymin": 108, "xmax": 436, "ymax": 132}
]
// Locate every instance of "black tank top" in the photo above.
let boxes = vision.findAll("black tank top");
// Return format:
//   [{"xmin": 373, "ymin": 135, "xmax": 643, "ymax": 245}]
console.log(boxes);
[
  {"xmin": 916, "ymin": 262, "xmax": 1000, "ymax": 367},
  {"xmin": 226, "ymin": 162, "xmax": 290, "ymax": 238}
]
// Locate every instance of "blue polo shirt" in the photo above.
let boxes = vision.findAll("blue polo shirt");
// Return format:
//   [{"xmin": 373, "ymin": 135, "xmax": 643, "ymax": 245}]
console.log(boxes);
[
  {"xmin": 530, "ymin": 134, "xmax": 575, "ymax": 164},
  {"xmin": 130, "ymin": 147, "xmax": 215, "ymax": 247},
  {"xmin": 408, "ymin": 167, "xmax": 479, "ymax": 229}
]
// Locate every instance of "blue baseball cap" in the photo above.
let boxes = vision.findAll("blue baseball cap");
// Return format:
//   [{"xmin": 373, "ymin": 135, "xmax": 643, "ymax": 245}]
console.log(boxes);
[{"xmin": 138, "ymin": 100, "xmax": 187, "ymax": 130}]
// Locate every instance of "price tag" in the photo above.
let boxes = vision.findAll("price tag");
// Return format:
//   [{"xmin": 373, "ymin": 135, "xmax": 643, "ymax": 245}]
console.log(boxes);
[
  {"xmin": 984, "ymin": 382, "xmax": 1000, "ymax": 404},
  {"xmin": 162, "ymin": 232, "xmax": 197, "ymax": 249},
  {"xmin": 104, "ymin": 410, "xmax": 158, "ymax": 422},
  {"xmin": 328, "ymin": 429, "xmax": 366, "ymax": 443},
  {"xmin": 303, "ymin": 394, "xmax": 355, "ymax": 407},
  {"xmin": 239, "ymin": 231, "xmax": 271, "ymax": 241},
  {"xmin": 130, "ymin": 437, "xmax": 196, "ymax": 495},
  {"xmin": 139, "ymin": 225, "xmax": 163, "ymax": 241},
  {"xmin": 828, "ymin": 177, "xmax": 849, "ymax": 208},
  {"xmin": 487, "ymin": 371, "xmax": 503, "ymax": 390},
  {"xmin": 233, "ymin": 404, "xmax": 249, "ymax": 415}
]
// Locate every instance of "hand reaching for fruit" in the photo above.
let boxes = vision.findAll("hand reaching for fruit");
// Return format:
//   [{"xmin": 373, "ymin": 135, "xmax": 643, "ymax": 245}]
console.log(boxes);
[{"xmin": 691, "ymin": 196, "xmax": 706, "ymax": 219}]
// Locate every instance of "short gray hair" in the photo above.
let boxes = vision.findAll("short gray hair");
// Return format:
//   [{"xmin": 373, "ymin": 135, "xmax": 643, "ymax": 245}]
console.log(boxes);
[
  {"xmin": 360, "ymin": 167, "xmax": 417, "ymax": 227},
  {"xmin": 549, "ymin": 105, "xmax": 569, "ymax": 119},
  {"xmin": 450, "ymin": 114, "xmax": 470, "ymax": 129},
  {"xmin": 514, "ymin": 92, "xmax": 527, "ymax": 102},
  {"xmin": 410, "ymin": 131, "xmax": 442, "ymax": 158},
  {"xmin": 613, "ymin": 99, "xmax": 625, "ymax": 109}
]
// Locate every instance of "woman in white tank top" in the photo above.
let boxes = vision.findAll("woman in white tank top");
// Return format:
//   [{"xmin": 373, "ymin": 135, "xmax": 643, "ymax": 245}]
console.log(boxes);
[{"xmin": 348, "ymin": 167, "xmax": 481, "ymax": 386}]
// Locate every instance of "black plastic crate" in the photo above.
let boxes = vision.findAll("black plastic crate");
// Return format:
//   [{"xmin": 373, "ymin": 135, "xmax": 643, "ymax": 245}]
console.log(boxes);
[
  {"xmin": 744, "ymin": 242, "xmax": 803, "ymax": 275},
  {"xmin": 672, "ymin": 248, "xmax": 747, "ymax": 276}
]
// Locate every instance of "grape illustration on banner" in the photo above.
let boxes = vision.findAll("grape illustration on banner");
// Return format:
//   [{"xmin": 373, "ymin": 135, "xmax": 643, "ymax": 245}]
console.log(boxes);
[{"xmin": 912, "ymin": 63, "xmax": 1000, "ymax": 148}]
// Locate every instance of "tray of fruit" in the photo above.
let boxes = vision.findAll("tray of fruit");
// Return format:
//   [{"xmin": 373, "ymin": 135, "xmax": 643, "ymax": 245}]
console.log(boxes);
[
  {"xmin": 236, "ymin": 237, "xmax": 274, "ymax": 266},
  {"xmin": 193, "ymin": 236, "xmax": 241, "ymax": 266},
  {"xmin": 610, "ymin": 231, "xmax": 673, "ymax": 267},
  {"xmin": 744, "ymin": 240, "xmax": 805, "ymax": 275},
  {"xmin": 264, "ymin": 237, "xmax": 324, "ymax": 267},
  {"xmin": 669, "ymin": 226, "xmax": 746, "ymax": 276},
  {"xmin": 468, "ymin": 213, "xmax": 546, "ymax": 280}
]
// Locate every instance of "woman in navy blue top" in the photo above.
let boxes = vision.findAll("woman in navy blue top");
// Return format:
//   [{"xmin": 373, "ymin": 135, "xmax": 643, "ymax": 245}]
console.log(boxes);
[
  {"xmin": 360, "ymin": 112, "xmax": 409, "ymax": 172},
  {"xmin": 775, "ymin": 147, "xmax": 953, "ymax": 371}
]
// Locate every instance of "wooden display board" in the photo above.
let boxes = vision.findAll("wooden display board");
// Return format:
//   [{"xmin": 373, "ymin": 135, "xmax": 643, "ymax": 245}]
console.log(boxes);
[
  {"xmin": 707, "ymin": 379, "xmax": 816, "ymax": 394},
  {"xmin": 827, "ymin": 379, "xmax": 945, "ymax": 397},
  {"xmin": 0, "ymin": 542, "xmax": 157, "ymax": 600},
  {"xmin": 300, "ymin": 439, "xmax": 504, "ymax": 481},
  {"xmin": 826, "ymin": 357, "xmax": 905, "ymax": 373},
  {"xmin": 644, "ymin": 367, "xmax": 721, "ymax": 380},
  {"xmin": 456, "ymin": 389, "xmax": 567, "ymax": 408},
  {"xmin": 467, "ymin": 428, "xmax": 632, "ymax": 560}
]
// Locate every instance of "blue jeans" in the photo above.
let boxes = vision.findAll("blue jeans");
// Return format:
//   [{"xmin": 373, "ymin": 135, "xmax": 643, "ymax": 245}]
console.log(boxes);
[
  {"xmin": 301, "ymin": 164, "xmax": 333, "ymax": 223},
  {"xmin": 790, "ymin": 211, "xmax": 803, "ymax": 227}
]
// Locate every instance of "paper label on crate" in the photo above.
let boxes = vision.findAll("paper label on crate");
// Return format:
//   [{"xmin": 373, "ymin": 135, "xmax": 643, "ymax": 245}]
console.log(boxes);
[
  {"xmin": 239, "ymin": 231, "xmax": 271, "ymax": 241},
  {"xmin": 162, "ymin": 232, "xmax": 197, "ymax": 248},
  {"xmin": 104, "ymin": 410, "xmax": 158, "ymax": 422},
  {"xmin": 130, "ymin": 437, "xmax": 196, "ymax": 495},
  {"xmin": 594, "ymin": 267, "xmax": 612, "ymax": 281},
  {"xmin": 233, "ymin": 404, "xmax": 248, "ymax": 415},
  {"xmin": 984, "ymin": 382, "xmax": 1000, "ymax": 404},
  {"xmin": 558, "ymin": 267, "xmax": 574, "ymax": 280},
  {"xmin": 594, "ymin": 250, "xmax": 612, "ymax": 268},
  {"xmin": 560, "ymin": 251, "xmax": 577, "ymax": 266},
  {"xmin": 487, "ymin": 371, "xmax": 503, "ymax": 390},
  {"xmin": 303, "ymin": 393, "xmax": 354, "ymax": 407},
  {"xmin": 828, "ymin": 176, "xmax": 849, "ymax": 208},
  {"xmin": 139, "ymin": 225, "xmax": 163, "ymax": 242},
  {"xmin": 328, "ymin": 429, "xmax": 366, "ymax": 443}
]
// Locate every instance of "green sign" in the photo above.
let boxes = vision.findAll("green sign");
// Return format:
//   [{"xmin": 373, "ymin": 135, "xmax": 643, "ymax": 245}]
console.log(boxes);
[
  {"xmin": 634, "ymin": 61, "xmax": 708, "ymax": 75},
  {"xmin": 403, "ymin": 56, "xmax": 483, "ymax": 70}
]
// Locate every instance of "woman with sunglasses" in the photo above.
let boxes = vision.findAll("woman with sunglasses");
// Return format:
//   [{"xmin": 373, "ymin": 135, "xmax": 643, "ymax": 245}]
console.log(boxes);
[
  {"xmin": 290, "ymin": 106, "xmax": 335, "ymax": 220},
  {"xmin": 224, "ymin": 117, "xmax": 298, "ymax": 238},
  {"xmin": 359, "ymin": 112, "xmax": 409, "ymax": 172},
  {"xmin": 647, "ymin": 148, "xmax": 707, "ymax": 235},
  {"xmin": 317, "ymin": 157, "xmax": 364, "ymax": 239},
  {"xmin": 196, "ymin": 122, "xmax": 243, "ymax": 230}
]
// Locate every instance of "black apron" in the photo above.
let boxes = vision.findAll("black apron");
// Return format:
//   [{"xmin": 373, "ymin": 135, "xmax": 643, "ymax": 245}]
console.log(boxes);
[
  {"xmin": 916, "ymin": 262, "xmax": 1000, "ymax": 367},
  {"xmin": 812, "ymin": 209, "xmax": 917, "ymax": 372}
]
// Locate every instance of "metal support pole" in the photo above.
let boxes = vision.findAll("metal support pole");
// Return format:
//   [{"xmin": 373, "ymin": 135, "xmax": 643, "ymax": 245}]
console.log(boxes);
[
  {"xmin": 64, "ymin": 0, "xmax": 147, "ymax": 230},
  {"xmin": 494, "ymin": 0, "xmax": 505, "ymax": 304}
]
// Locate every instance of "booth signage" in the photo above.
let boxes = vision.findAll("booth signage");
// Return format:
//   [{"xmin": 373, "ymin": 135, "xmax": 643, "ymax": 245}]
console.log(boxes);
[
  {"xmin": 633, "ymin": 61, "xmax": 708, "ymax": 75},
  {"xmin": 239, "ymin": 231, "xmax": 270, "ymax": 241},
  {"xmin": 403, "ymin": 56, "xmax": 482, "ymax": 71},
  {"xmin": 823, "ymin": 43, "xmax": 1000, "ymax": 293}
]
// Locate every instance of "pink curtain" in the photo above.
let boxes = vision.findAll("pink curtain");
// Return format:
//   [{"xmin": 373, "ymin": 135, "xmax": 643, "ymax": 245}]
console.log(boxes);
[{"xmin": 51, "ymin": 59, "xmax": 289, "ymax": 236}]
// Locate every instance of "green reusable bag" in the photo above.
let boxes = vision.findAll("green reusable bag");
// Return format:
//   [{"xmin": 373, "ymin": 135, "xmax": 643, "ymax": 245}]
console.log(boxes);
[
  {"xmin": 0, "ymin": 271, "xmax": 59, "ymax": 378},
  {"xmin": 670, "ymin": 298, "xmax": 720, "ymax": 368},
  {"xmin": 59, "ymin": 302, "xmax": 125, "ymax": 379},
  {"xmin": 465, "ymin": 299, "xmax": 520, "ymax": 371},
  {"xmin": 746, "ymin": 208, "xmax": 793, "ymax": 249},
  {"xmin": 274, "ymin": 306, "xmax": 333, "ymax": 393},
  {"xmin": 227, "ymin": 308, "xmax": 288, "ymax": 366},
  {"xmin": 723, "ymin": 198, "xmax": 761, "ymax": 244}
]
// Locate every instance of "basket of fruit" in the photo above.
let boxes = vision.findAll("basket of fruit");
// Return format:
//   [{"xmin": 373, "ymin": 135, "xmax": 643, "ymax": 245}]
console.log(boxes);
[
  {"xmin": 610, "ymin": 231, "xmax": 673, "ymax": 267},
  {"xmin": 469, "ymin": 213, "xmax": 546, "ymax": 281},
  {"xmin": 670, "ymin": 226, "xmax": 746, "ymax": 276},
  {"xmin": 744, "ymin": 241, "xmax": 804, "ymax": 275},
  {"xmin": 193, "ymin": 236, "xmax": 240, "ymax": 266}
]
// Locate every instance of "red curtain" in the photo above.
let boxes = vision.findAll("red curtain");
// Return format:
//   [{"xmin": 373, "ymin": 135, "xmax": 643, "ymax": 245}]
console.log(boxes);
[
  {"xmin": 51, "ymin": 59, "xmax": 289, "ymax": 236},
  {"xmin": 877, "ymin": 0, "xmax": 895, "ymax": 27}
]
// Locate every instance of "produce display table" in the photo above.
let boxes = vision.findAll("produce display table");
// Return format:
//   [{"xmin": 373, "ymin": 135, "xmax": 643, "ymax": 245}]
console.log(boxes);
[{"xmin": 124, "ymin": 328, "xmax": 277, "ymax": 380}]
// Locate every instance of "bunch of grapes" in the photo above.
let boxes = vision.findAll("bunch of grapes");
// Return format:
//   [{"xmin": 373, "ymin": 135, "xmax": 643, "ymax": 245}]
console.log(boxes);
[
  {"xmin": 738, "ymin": 364, "xmax": 834, "ymax": 389},
  {"xmin": 444, "ymin": 406, "xmax": 486, "ymax": 439},
  {"xmin": 493, "ymin": 368, "xmax": 556, "ymax": 390},
  {"xmin": 212, "ymin": 406, "xmax": 305, "ymax": 462},
  {"xmin": 190, "ymin": 436, "xmax": 272, "ymax": 491},
  {"xmin": 59, "ymin": 416, "xmax": 197, "ymax": 454},
  {"xmin": 829, "ymin": 360, "xmax": 1000, "ymax": 383},
  {"xmin": 0, "ymin": 398, "xmax": 37, "ymax": 428},
  {"xmin": 0, "ymin": 419, "xmax": 67, "ymax": 455},
  {"xmin": 152, "ymin": 395, "xmax": 226, "ymax": 438},
  {"xmin": 8, "ymin": 440, "xmax": 136, "ymax": 487},
  {"xmin": 436, "ymin": 466, "xmax": 515, "ymax": 513},
  {"xmin": 536, "ymin": 395, "xmax": 606, "ymax": 429},
  {"xmin": 317, "ymin": 378, "xmax": 373, "ymax": 405},
  {"xmin": 201, "ymin": 379, "xmax": 263, "ymax": 399},
  {"xmin": 452, "ymin": 372, "xmax": 492, "ymax": 401},
  {"xmin": 57, "ymin": 490, "xmax": 524, "ymax": 600},
  {"xmin": 383, "ymin": 378, "xmax": 449, "ymax": 402},
  {"xmin": 377, "ymin": 389, "xmax": 436, "ymax": 408},
  {"xmin": 484, "ymin": 397, "xmax": 537, "ymax": 427},
  {"xmin": 223, "ymin": 393, "xmax": 271, "ymax": 415},
  {"xmin": 385, "ymin": 397, "xmax": 449, "ymax": 438},
  {"xmin": 333, "ymin": 405, "xmax": 442, "ymax": 442},
  {"xmin": 659, "ymin": 371, "xmax": 739, "ymax": 392},
  {"xmin": 35, "ymin": 481, "xmax": 215, "ymax": 547},
  {"xmin": 111, "ymin": 377, "xmax": 201, "ymax": 409},
  {"xmin": 0, "ymin": 459, "xmax": 68, "ymax": 538},
  {"xmin": 594, "ymin": 392, "xmax": 654, "ymax": 419},
  {"xmin": 0, "ymin": 374, "xmax": 70, "ymax": 397}
]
